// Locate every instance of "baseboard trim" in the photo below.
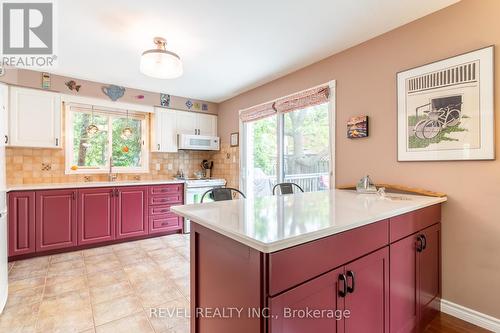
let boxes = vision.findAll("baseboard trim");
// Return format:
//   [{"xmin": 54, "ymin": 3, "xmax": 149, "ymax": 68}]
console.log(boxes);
[{"xmin": 441, "ymin": 299, "xmax": 500, "ymax": 332}]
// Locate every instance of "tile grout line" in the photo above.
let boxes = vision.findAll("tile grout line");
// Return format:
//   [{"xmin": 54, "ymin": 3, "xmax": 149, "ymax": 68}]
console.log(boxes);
[
  {"xmin": 83, "ymin": 254, "xmax": 98, "ymax": 333},
  {"xmin": 31, "ymin": 258, "xmax": 48, "ymax": 333}
]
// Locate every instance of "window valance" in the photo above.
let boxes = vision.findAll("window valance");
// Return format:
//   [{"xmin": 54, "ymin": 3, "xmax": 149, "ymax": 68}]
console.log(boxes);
[{"xmin": 239, "ymin": 85, "xmax": 330, "ymax": 122}]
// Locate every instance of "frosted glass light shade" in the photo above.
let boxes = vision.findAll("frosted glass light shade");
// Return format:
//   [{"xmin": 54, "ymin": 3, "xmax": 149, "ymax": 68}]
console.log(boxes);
[{"xmin": 140, "ymin": 49, "xmax": 183, "ymax": 79}]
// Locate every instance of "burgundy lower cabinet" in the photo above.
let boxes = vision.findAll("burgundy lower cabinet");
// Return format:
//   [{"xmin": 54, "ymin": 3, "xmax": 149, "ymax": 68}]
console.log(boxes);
[
  {"xmin": 116, "ymin": 186, "xmax": 148, "ymax": 239},
  {"xmin": 8, "ymin": 191, "xmax": 36, "ymax": 256},
  {"xmin": 270, "ymin": 248, "xmax": 389, "ymax": 333},
  {"xmin": 149, "ymin": 214, "xmax": 182, "ymax": 234},
  {"xmin": 417, "ymin": 224, "xmax": 441, "ymax": 331},
  {"xmin": 389, "ymin": 214, "xmax": 441, "ymax": 333},
  {"xmin": 35, "ymin": 189, "xmax": 77, "ymax": 252},
  {"xmin": 190, "ymin": 204, "xmax": 442, "ymax": 333},
  {"xmin": 148, "ymin": 184, "xmax": 183, "ymax": 234},
  {"xmin": 77, "ymin": 187, "xmax": 115, "ymax": 245},
  {"xmin": 270, "ymin": 267, "xmax": 345, "ymax": 333},
  {"xmin": 344, "ymin": 248, "xmax": 389, "ymax": 333},
  {"xmin": 7, "ymin": 183, "xmax": 183, "ymax": 259}
]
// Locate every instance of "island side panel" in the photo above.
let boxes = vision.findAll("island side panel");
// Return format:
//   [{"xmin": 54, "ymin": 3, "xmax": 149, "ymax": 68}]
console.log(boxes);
[{"xmin": 190, "ymin": 223, "xmax": 266, "ymax": 333}]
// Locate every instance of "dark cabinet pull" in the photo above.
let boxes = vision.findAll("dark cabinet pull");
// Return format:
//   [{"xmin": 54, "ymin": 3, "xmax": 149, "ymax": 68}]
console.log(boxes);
[
  {"xmin": 110, "ymin": 190, "xmax": 114, "ymax": 197},
  {"xmin": 114, "ymin": 189, "xmax": 119, "ymax": 197},
  {"xmin": 157, "ymin": 144, "xmax": 160, "ymax": 151},
  {"xmin": 72, "ymin": 191, "xmax": 76, "ymax": 200},
  {"xmin": 55, "ymin": 138, "xmax": 59, "ymax": 146},
  {"xmin": 421, "ymin": 234, "xmax": 427, "ymax": 250},
  {"xmin": 346, "ymin": 270, "xmax": 355, "ymax": 294},
  {"xmin": 4, "ymin": 135, "xmax": 8, "ymax": 144},
  {"xmin": 338, "ymin": 273, "xmax": 347, "ymax": 297},
  {"xmin": 416, "ymin": 235, "xmax": 424, "ymax": 252}
]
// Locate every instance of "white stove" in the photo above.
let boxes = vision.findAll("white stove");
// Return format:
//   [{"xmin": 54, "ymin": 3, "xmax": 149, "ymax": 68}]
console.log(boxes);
[
  {"xmin": 183, "ymin": 178, "xmax": 226, "ymax": 233},
  {"xmin": 185, "ymin": 178, "xmax": 226, "ymax": 188}
]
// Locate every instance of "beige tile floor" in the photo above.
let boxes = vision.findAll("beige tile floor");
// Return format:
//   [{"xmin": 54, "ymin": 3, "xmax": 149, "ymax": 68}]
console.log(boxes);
[{"xmin": 0, "ymin": 234, "xmax": 191, "ymax": 333}]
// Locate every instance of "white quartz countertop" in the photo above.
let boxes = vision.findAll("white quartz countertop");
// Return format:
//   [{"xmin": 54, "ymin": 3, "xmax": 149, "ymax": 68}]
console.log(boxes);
[
  {"xmin": 7, "ymin": 179, "xmax": 185, "ymax": 191},
  {"xmin": 171, "ymin": 190, "xmax": 447, "ymax": 253}
]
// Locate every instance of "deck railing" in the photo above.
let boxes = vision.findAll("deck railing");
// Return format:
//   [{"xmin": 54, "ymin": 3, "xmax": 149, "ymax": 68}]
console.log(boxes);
[{"xmin": 253, "ymin": 172, "xmax": 329, "ymax": 195}]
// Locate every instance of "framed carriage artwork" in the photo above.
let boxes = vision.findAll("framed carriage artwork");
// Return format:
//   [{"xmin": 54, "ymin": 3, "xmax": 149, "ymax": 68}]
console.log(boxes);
[{"xmin": 397, "ymin": 46, "xmax": 494, "ymax": 161}]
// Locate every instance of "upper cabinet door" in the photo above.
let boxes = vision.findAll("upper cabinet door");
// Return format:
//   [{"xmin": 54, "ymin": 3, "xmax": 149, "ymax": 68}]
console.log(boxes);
[
  {"xmin": 153, "ymin": 108, "xmax": 178, "ymax": 152},
  {"xmin": 176, "ymin": 111, "xmax": 197, "ymax": 135},
  {"xmin": 9, "ymin": 87, "xmax": 61, "ymax": 148},
  {"xmin": 0, "ymin": 83, "xmax": 8, "ymax": 148},
  {"xmin": 197, "ymin": 113, "xmax": 217, "ymax": 136}
]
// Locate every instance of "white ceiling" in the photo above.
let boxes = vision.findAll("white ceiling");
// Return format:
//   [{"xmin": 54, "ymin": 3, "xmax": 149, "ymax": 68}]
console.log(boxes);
[{"xmin": 54, "ymin": 0, "xmax": 459, "ymax": 102}]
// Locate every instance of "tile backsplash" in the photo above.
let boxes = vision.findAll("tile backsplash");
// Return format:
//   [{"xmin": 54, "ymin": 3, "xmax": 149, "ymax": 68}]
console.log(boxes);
[
  {"xmin": 6, "ymin": 144, "xmax": 240, "ymax": 187},
  {"xmin": 6, "ymin": 147, "xmax": 212, "ymax": 185}
]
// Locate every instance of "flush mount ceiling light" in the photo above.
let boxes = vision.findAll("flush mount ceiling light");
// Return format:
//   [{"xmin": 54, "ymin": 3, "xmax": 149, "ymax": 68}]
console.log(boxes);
[{"xmin": 140, "ymin": 37, "xmax": 183, "ymax": 79}]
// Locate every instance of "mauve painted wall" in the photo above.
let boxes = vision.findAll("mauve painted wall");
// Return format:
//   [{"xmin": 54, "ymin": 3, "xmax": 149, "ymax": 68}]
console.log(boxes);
[{"xmin": 217, "ymin": 0, "xmax": 500, "ymax": 318}]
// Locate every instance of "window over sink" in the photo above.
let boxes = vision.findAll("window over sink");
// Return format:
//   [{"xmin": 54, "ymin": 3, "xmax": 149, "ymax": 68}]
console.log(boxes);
[{"xmin": 65, "ymin": 104, "xmax": 149, "ymax": 174}]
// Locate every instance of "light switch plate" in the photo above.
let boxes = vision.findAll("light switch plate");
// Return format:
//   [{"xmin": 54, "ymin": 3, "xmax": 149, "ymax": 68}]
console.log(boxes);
[
  {"xmin": 167, "ymin": 163, "xmax": 173, "ymax": 170},
  {"xmin": 155, "ymin": 163, "xmax": 161, "ymax": 171}
]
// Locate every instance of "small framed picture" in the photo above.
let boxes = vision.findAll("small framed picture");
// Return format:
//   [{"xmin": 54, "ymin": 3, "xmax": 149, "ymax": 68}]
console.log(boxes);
[
  {"xmin": 230, "ymin": 132, "xmax": 239, "ymax": 147},
  {"xmin": 347, "ymin": 116, "xmax": 369, "ymax": 138}
]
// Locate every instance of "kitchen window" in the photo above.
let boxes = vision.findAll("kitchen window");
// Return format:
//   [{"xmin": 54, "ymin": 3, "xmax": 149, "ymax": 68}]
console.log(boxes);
[
  {"xmin": 65, "ymin": 105, "xmax": 149, "ymax": 174},
  {"xmin": 241, "ymin": 82, "xmax": 335, "ymax": 197}
]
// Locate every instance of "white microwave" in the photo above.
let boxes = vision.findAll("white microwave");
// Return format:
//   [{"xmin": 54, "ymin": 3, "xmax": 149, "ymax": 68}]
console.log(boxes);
[{"xmin": 178, "ymin": 134, "xmax": 220, "ymax": 151}]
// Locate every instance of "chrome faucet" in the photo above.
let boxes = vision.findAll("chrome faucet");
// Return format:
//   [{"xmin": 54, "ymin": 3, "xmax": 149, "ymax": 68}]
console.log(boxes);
[{"xmin": 109, "ymin": 157, "xmax": 117, "ymax": 182}]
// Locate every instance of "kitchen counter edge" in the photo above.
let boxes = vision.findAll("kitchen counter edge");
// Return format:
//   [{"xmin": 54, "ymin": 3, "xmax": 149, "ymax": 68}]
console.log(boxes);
[
  {"xmin": 7, "ymin": 179, "xmax": 186, "ymax": 192},
  {"xmin": 171, "ymin": 196, "xmax": 447, "ymax": 253}
]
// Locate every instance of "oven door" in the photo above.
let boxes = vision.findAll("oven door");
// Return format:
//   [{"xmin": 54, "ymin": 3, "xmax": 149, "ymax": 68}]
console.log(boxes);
[{"xmin": 183, "ymin": 186, "xmax": 221, "ymax": 233}]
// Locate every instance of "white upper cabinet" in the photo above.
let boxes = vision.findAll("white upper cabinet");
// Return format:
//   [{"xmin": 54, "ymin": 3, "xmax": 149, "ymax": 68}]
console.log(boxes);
[
  {"xmin": 153, "ymin": 107, "xmax": 178, "ymax": 153},
  {"xmin": 197, "ymin": 113, "xmax": 217, "ymax": 136},
  {"xmin": 9, "ymin": 87, "xmax": 61, "ymax": 148},
  {"xmin": 0, "ymin": 84, "xmax": 8, "ymax": 148},
  {"xmin": 176, "ymin": 111, "xmax": 198, "ymax": 135},
  {"xmin": 175, "ymin": 110, "xmax": 217, "ymax": 136}
]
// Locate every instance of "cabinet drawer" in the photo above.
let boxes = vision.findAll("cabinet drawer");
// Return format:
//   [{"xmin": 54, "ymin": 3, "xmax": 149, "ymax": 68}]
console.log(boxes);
[
  {"xmin": 149, "ymin": 194, "xmax": 183, "ymax": 205},
  {"xmin": 389, "ymin": 204, "xmax": 441, "ymax": 243},
  {"xmin": 268, "ymin": 220, "xmax": 389, "ymax": 296},
  {"xmin": 149, "ymin": 214, "xmax": 182, "ymax": 233},
  {"xmin": 149, "ymin": 184, "xmax": 183, "ymax": 195},
  {"xmin": 149, "ymin": 204, "xmax": 174, "ymax": 216}
]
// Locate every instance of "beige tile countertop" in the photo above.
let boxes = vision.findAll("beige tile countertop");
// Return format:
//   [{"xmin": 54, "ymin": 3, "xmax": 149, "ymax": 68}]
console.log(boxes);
[{"xmin": 7, "ymin": 179, "xmax": 185, "ymax": 191}]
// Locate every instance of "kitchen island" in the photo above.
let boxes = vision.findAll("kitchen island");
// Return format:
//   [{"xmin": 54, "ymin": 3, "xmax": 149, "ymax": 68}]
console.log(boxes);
[{"xmin": 171, "ymin": 190, "xmax": 446, "ymax": 333}]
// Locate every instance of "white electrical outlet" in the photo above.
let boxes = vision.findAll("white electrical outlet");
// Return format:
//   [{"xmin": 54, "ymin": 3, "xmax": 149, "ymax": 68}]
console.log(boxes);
[
  {"xmin": 167, "ymin": 163, "xmax": 173, "ymax": 171},
  {"xmin": 156, "ymin": 163, "xmax": 161, "ymax": 171}
]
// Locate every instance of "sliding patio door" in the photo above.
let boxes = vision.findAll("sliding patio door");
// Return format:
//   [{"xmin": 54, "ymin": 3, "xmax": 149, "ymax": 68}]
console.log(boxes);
[
  {"xmin": 241, "ymin": 83, "xmax": 334, "ymax": 197},
  {"xmin": 283, "ymin": 104, "xmax": 330, "ymax": 193}
]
